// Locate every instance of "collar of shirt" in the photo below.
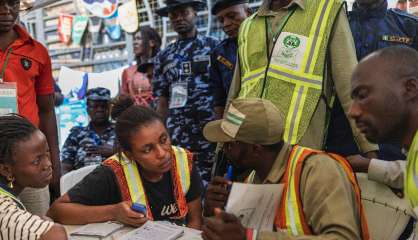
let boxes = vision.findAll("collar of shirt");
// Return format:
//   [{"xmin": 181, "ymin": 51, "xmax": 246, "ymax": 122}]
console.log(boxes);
[
  {"xmin": 257, "ymin": 0, "xmax": 305, "ymax": 17},
  {"xmin": 351, "ymin": 0, "xmax": 388, "ymax": 19},
  {"xmin": 87, "ymin": 122, "xmax": 115, "ymax": 135},
  {"xmin": 10, "ymin": 24, "xmax": 34, "ymax": 49},
  {"xmin": 252, "ymin": 142, "xmax": 292, "ymax": 184}
]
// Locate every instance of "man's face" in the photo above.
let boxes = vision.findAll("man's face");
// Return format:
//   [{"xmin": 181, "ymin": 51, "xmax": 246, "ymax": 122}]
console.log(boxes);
[
  {"xmin": 0, "ymin": 0, "xmax": 19, "ymax": 33},
  {"xmin": 87, "ymin": 100, "xmax": 110, "ymax": 125},
  {"xmin": 216, "ymin": 4, "xmax": 249, "ymax": 38},
  {"xmin": 224, "ymin": 141, "xmax": 254, "ymax": 168},
  {"xmin": 349, "ymin": 57, "xmax": 407, "ymax": 144},
  {"xmin": 168, "ymin": 6, "xmax": 196, "ymax": 35}
]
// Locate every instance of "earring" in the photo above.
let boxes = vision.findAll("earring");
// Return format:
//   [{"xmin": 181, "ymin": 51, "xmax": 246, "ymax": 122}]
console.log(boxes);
[{"xmin": 7, "ymin": 176, "xmax": 14, "ymax": 189}]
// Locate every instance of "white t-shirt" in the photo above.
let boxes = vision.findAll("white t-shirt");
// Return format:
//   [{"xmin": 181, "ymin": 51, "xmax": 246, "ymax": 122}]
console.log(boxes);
[{"xmin": 0, "ymin": 195, "xmax": 53, "ymax": 240}]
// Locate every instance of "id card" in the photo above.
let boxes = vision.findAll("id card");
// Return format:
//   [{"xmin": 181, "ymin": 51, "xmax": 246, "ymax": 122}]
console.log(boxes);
[
  {"xmin": 0, "ymin": 82, "xmax": 17, "ymax": 115},
  {"xmin": 271, "ymin": 32, "xmax": 308, "ymax": 71},
  {"xmin": 169, "ymin": 82, "xmax": 188, "ymax": 109}
]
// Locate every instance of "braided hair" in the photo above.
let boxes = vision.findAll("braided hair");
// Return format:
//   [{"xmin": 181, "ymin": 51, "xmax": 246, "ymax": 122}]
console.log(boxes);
[{"xmin": 0, "ymin": 114, "xmax": 37, "ymax": 165}]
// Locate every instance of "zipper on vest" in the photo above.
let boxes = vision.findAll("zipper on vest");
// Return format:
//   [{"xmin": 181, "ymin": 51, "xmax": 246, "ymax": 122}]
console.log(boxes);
[{"xmin": 260, "ymin": 7, "xmax": 297, "ymax": 98}]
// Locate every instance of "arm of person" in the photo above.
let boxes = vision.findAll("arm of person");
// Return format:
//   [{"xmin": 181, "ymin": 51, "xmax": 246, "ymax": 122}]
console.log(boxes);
[
  {"xmin": 152, "ymin": 52, "xmax": 169, "ymax": 120},
  {"xmin": 329, "ymin": 8, "xmax": 379, "ymax": 154},
  {"xmin": 257, "ymin": 155, "xmax": 363, "ymax": 240},
  {"xmin": 186, "ymin": 164, "xmax": 204, "ymax": 230},
  {"xmin": 60, "ymin": 127, "xmax": 80, "ymax": 175},
  {"xmin": 36, "ymin": 53, "xmax": 61, "ymax": 198},
  {"xmin": 0, "ymin": 197, "xmax": 67, "ymax": 240},
  {"xmin": 37, "ymin": 94, "xmax": 61, "ymax": 197},
  {"xmin": 368, "ymin": 158, "xmax": 405, "ymax": 189},
  {"xmin": 47, "ymin": 165, "xmax": 147, "ymax": 227},
  {"xmin": 40, "ymin": 224, "xmax": 68, "ymax": 240},
  {"xmin": 121, "ymin": 68, "xmax": 129, "ymax": 95},
  {"xmin": 210, "ymin": 50, "xmax": 227, "ymax": 120}
]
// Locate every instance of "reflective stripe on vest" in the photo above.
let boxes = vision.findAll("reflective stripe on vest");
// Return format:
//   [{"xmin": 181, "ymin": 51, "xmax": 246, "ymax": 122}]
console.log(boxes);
[
  {"xmin": 405, "ymin": 131, "xmax": 418, "ymax": 208},
  {"xmin": 276, "ymin": 145, "xmax": 370, "ymax": 239},
  {"xmin": 238, "ymin": 0, "xmax": 342, "ymax": 145},
  {"xmin": 114, "ymin": 146, "xmax": 191, "ymax": 219}
]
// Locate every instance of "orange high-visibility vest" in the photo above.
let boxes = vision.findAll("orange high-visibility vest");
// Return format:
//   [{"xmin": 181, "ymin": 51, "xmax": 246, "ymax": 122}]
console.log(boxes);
[
  {"xmin": 276, "ymin": 145, "xmax": 369, "ymax": 239},
  {"xmin": 246, "ymin": 145, "xmax": 369, "ymax": 239},
  {"xmin": 103, "ymin": 146, "xmax": 192, "ymax": 220}
]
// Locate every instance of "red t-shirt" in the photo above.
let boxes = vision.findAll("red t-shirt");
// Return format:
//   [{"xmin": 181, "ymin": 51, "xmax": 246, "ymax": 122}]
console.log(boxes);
[{"xmin": 0, "ymin": 25, "xmax": 54, "ymax": 126}]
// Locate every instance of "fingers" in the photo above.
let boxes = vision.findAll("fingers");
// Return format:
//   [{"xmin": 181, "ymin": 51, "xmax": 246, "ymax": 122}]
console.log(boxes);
[
  {"xmin": 214, "ymin": 209, "xmax": 239, "ymax": 223},
  {"xmin": 211, "ymin": 176, "xmax": 231, "ymax": 185}
]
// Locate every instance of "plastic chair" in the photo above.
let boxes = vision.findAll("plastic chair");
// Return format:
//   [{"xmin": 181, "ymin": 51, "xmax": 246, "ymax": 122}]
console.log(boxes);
[{"xmin": 60, "ymin": 165, "xmax": 98, "ymax": 196}]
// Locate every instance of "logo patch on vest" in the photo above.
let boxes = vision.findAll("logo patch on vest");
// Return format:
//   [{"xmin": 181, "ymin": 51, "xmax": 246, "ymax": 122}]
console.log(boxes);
[
  {"xmin": 20, "ymin": 58, "xmax": 32, "ymax": 70},
  {"xmin": 272, "ymin": 32, "xmax": 308, "ymax": 71}
]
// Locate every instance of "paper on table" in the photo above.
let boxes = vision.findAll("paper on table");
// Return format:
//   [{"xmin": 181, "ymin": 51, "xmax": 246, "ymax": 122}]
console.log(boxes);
[
  {"xmin": 119, "ymin": 221, "xmax": 184, "ymax": 240},
  {"xmin": 70, "ymin": 221, "xmax": 124, "ymax": 238},
  {"xmin": 225, "ymin": 183, "xmax": 284, "ymax": 231}
]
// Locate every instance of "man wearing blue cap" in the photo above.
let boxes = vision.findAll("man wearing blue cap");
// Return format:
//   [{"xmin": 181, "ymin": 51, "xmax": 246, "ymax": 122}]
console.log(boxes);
[
  {"xmin": 61, "ymin": 87, "xmax": 116, "ymax": 174},
  {"xmin": 210, "ymin": 0, "xmax": 251, "ymax": 120}
]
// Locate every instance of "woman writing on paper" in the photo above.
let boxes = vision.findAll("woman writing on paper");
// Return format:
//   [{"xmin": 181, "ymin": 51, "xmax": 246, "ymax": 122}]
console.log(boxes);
[
  {"xmin": 48, "ymin": 96, "xmax": 203, "ymax": 229},
  {"xmin": 0, "ymin": 115, "xmax": 67, "ymax": 240}
]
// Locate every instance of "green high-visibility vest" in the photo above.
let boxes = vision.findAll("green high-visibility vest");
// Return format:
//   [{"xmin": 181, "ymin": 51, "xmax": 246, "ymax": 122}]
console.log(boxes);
[
  {"xmin": 405, "ymin": 131, "xmax": 418, "ymax": 208},
  {"xmin": 237, "ymin": 0, "xmax": 344, "ymax": 144}
]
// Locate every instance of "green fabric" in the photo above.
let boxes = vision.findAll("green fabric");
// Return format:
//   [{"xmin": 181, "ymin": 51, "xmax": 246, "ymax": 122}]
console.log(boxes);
[
  {"xmin": 405, "ymin": 131, "xmax": 418, "ymax": 208},
  {"xmin": 237, "ymin": 0, "xmax": 343, "ymax": 144}
]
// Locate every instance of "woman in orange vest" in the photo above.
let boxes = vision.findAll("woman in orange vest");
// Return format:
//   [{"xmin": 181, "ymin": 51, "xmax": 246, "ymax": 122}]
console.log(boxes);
[{"xmin": 48, "ymin": 96, "xmax": 203, "ymax": 229}]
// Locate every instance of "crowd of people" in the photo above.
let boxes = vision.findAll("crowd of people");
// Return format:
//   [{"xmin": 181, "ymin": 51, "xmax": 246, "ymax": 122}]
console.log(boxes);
[{"xmin": 0, "ymin": 0, "xmax": 417, "ymax": 239}]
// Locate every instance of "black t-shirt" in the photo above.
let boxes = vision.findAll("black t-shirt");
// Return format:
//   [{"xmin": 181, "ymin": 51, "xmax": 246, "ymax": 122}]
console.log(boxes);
[{"xmin": 68, "ymin": 164, "xmax": 203, "ymax": 223}]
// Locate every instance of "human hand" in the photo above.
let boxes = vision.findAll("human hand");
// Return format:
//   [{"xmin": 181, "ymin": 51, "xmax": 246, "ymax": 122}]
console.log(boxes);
[
  {"xmin": 112, "ymin": 201, "xmax": 148, "ymax": 227},
  {"xmin": 204, "ymin": 176, "xmax": 231, "ymax": 216},
  {"xmin": 202, "ymin": 208, "xmax": 246, "ymax": 240}
]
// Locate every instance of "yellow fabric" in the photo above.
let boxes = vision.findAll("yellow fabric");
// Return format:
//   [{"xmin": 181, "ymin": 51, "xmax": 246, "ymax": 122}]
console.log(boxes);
[
  {"xmin": 405, "ymin": 131, "xmax": 418, "ymax": 208},
  {"xmin": 250, "ymin": 143, "xmax": 363, "ymax": 239},
  {"xmin": 116, "ymin": 146, "xmax": 191, "ymax": 207},
  {"xmin": 228, "ymin": 0, "xmax": 378, "ymax": 153},
  {"xmin": 238, "ymin": 0, "xmax": 343, "ymax": 145},
  {"xmin": 285, "ymin": 146, "xmax": 306, "ymax": 235}
]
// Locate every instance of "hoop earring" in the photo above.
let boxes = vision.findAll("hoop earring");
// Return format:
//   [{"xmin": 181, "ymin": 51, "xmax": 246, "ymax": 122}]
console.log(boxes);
[{"xmin": 7, "ymin": 176, "xmax": 14, "ymax": 189}]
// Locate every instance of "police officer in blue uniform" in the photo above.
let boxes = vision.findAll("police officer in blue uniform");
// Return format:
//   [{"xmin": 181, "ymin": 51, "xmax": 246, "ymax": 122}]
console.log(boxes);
[
  {"xmin": 210, "ymin": 0, "xmax": 251, "ymax": 119},
  {"xmin": 326, "ymin": 0, "xmax": 418, "ymax": 160},
  {"xmin": 153, "ymin": 0, "xmax": 219, "ymax": 183}
]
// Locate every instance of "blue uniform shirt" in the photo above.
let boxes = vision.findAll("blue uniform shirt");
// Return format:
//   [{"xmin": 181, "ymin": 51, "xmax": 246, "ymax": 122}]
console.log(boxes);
[
  {"xmin": 349, "ymin": 1, "xmax": 418, "ymax": 60},
  {"xmin": 153, "ymin": 34, "xmax": 219, "ymax": 182},
  {"xmin": 61, "ymin": 123, "xmax": 116, "ymax": 169},
  {"xmin": 210, "ymin": 38, "xmax": 238, "ymax": 107},
  {"xmin": 326, "ymin": 1, "xmax": 417, "ymax": 158}
]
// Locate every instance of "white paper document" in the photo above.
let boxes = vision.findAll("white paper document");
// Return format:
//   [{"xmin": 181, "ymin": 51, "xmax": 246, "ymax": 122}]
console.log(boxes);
[
  {"xmin": 225, "ymin": 183, "xmax": 284, "ymax": 231},
  {"xmin": 70, "ymin": 221, "xmax": 124, "ymax": 238},
  {"xmin": 119, "ymin": 221, "xmax": 185, "ymax": 240}
]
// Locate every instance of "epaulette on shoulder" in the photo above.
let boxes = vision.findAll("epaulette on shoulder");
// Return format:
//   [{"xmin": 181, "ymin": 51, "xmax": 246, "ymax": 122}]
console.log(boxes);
[{"xmin": 389, "ymin": 8, "xmax": 418, "ymax": 21}]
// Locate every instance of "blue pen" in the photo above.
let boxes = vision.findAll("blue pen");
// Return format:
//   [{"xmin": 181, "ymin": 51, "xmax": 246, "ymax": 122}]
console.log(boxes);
[{"xmin": 226, "ymin": 165, "xmax": 234, "ymax": 181}]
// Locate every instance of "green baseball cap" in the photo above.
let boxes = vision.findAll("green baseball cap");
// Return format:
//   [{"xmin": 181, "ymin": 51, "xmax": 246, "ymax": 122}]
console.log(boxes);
[{"xmin": 203, "ymin": 98, "xmax": 284, "ymax": 145}]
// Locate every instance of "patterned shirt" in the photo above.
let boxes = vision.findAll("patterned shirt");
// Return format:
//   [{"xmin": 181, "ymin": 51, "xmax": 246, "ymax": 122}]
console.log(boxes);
[
  {"xmin": 153, "ymin": 34, "xmax": 219, "ymax": 181},
  {"xmin": 61, "ymin": 123, "xmax": 116, "ymax": 169},
  {"xmin": 0, "ymin": 193, "xmax": 53, "ymax": 240}
]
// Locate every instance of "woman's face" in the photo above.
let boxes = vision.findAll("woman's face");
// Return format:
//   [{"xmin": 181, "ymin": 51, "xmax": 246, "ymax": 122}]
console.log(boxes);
[
  {"xmin": 133, "ymin": 31, "xmax": 145, "ymax": 57},
  {"xmin": 10, "ymin": 130, "xmax": 53, "ymax": 189},
  {"xmin": 127, "ymin": 120, "xmax": 172, "ymax": 174}
]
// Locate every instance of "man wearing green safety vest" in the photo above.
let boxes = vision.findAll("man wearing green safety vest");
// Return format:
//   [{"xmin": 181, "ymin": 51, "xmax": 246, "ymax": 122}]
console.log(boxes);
[
  {"xmin": 228, "ymin": 0, "xmax": 378, "ymax": 155},
  {"xmin": 349, "ymin": 46, "xmax": 418, "ymax": 221}
]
